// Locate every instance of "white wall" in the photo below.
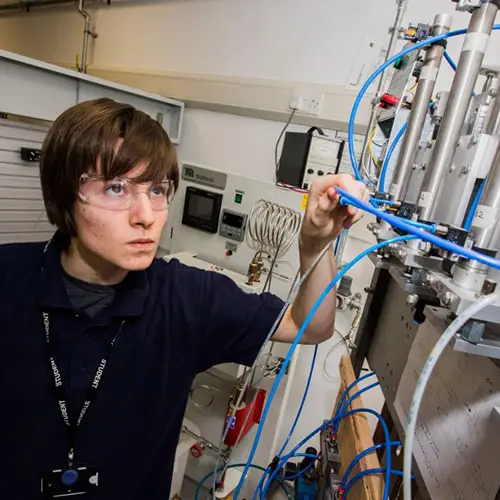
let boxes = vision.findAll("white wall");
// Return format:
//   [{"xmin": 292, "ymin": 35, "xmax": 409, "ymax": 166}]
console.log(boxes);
[
  {"xmin": 1, "ymin": 0, "xmax": 499, "ymax": 131},
  {"xmin": 0, "ymin": 0, "xmax": 498, "ymax": 85}
]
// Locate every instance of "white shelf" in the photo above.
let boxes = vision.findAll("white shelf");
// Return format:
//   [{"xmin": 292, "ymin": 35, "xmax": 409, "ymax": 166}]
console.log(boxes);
[{"xmin": 0, "ymin": 49, "xmax": 184, "ymax": 143}]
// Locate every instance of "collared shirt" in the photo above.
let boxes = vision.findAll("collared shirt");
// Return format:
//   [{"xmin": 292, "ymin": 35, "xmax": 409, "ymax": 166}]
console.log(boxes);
[{"xmin": 0, "ymin": 231, "xmax": 284, "ymax": 500}]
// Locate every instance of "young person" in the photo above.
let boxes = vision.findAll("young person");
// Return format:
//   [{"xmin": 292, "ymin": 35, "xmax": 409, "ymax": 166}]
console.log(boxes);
[{"xmin": 0, "ymin": 98, "xmax": 369, "ymax": 499}]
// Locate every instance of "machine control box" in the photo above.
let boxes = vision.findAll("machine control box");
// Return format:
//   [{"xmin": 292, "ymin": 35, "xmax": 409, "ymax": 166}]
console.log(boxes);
[
  {"xmin": 182, "ymin": 186, "xmax": 223, "ymax": 234},
  {"xmin": 277, "ymin": 130, "xmax": 344, "ymax": 190},
  {"xmin": 219, "ymin": 209, "xmax": 247, "ymax": 242}
]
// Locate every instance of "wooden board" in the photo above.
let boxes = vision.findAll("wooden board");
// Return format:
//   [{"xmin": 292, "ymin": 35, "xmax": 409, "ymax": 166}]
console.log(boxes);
[{"xmin": 331, "ymin": 356, "xmax": 384, "ymax": 500}]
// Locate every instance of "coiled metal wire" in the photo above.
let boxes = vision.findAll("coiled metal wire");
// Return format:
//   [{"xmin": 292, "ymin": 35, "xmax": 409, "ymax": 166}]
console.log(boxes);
[{"xmin": 246, "ymin": 200, "xmax": 302, "ymax": 258}]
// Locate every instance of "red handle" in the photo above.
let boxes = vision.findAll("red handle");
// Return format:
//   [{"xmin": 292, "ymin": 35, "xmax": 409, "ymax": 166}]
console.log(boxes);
[{"xmin": 190, "ymin": 443, "xmax": 203, "ymax": 458}]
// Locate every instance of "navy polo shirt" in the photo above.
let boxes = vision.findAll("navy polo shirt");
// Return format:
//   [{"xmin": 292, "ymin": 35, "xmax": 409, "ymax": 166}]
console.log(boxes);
[{"xmin": 0, "ymin": 231, "xmax": 284, "ymax": 500}]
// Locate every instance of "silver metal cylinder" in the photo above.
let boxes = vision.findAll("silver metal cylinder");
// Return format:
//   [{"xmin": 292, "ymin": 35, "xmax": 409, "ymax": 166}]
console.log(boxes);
[
  {"xmin": 335, "ymin": 231, "xmax": 348, "ymax": 267},
  {"xmin": 390, "ymin": 14, "xmax": 452, "ymax": 201},
  {"xmin": 454, "ymin": 136, "xmax": 500, "ymax": 287},
  {"xmin": 468, "ymin": 139, "xmax": 500, "ymax": 250},
  {"xmin": 359, "ymin": 0, "xmax": 408, "ymax": 163},
  {"xmin": 453, "ymin": 261, "xmax": 488, "ymax": 292},
  {"xmin": 78, "ymin": 0, "xmax": 90, "ymax": 74},
  {"xmin": 485, "ymin": 73, "xmax": 500, "ymax": 135},
  {"xmin": 419, "ymin": 2, "xmax": 499, "ymax": 221}
]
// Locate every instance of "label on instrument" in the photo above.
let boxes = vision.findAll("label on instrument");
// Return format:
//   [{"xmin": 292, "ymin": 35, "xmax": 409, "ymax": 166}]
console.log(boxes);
[
  {"xmin": 419, "ymin": 191, "xmax": 432, "ymax": 209},
  {"xmin": 463, "ymin": 33, "xmax": 490, "ymax": 53},
  {"xmin": 301, "ymin": 194, "xmax": 309, "ymax": 211},
  {"xmin": 472, "ymin": 205, "xmax": 498, "ymax": 229},
  {"xmin": 389, "ymin": 183, "xmax": 400, "ymax": 197},
  {"xmin": 420, "ymin": 65, "xmax": 439, "ymax": 82}
]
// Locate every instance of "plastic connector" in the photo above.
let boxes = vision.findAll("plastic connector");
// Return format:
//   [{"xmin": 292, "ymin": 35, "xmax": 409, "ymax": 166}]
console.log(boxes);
[
  {"xmin": 441, "ymin": 225, "xmax": 468, "ymax": 246},
  {"xmin": 453, "ymin": 0, "xmax": 482, "ymax": 13},
  {"xmin": 396, "ymin": 202, "xmax": 416, "ymax": 219},
  {"xmin": 269, "ymin": 456, "xmax": 281, "ymax": 473},
  {"xmin": 283, "ymin": 462, "xmax": 298, "ymax": 479},
  {"xmin": 404, "ymin": 23, "xmax": 431, "ymax": 42}
]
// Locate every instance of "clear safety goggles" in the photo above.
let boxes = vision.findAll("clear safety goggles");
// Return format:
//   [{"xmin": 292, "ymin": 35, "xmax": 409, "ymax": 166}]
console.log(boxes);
[{"xmin": 79, "ymin": 174, "xmax": 175, "ymax": 211}]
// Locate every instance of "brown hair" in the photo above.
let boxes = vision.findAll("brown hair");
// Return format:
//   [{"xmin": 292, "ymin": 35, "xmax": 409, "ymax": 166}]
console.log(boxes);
[{"xmin": 40, "ymin": 97, "xmax": 179, "ymax": 236}]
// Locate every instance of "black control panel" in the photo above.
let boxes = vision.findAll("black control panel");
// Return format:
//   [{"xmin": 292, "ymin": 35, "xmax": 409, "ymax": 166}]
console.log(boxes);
[{"xmin": 182, "ymin": 186, "xmax": 223, "ymax": 234}]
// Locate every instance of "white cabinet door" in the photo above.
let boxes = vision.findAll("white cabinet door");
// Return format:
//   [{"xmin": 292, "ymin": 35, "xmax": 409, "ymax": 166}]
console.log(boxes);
[{"xmin": 0, "ymin": 119, "xmax": 53, "ymax": 244}]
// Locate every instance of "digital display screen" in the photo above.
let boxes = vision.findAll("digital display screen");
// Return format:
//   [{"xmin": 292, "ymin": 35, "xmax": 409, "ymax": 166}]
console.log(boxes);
[
  {"xmin": 222, "ymin": 212, "xmax": 244, "ymax": 229},
  {"xmin": 188, "ymin": 194, "xmax": 215, "ymax": 221}
]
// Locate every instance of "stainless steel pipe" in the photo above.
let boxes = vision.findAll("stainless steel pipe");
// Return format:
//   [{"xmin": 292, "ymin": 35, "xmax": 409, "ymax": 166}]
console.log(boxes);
[
  {"xmin": 418, "ymin": 2, "xmax": 499, "ymax": 221},
  {"xmin": 359, "ymin": 0, "xmax": 408, "ymax": 168},
  {"xmin": 78, "ymin": 0, "xmax": 98, "ymax": 74},
  {"xmin": 454, "ymin": 138, "xmax": 500, "ymax": 286},
  {"xmin": 467, "ymin": 140, "xmax": 500, "ymax": 250},
  {"xmin": 389, "ymin": 13, "xmax": 452, "ymax": 201}
]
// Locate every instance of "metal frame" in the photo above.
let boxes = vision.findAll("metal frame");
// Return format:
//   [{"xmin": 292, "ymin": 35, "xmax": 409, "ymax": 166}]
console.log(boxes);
[
  {"xmin": 351, "ymin": 268, "xmax": 500, "ymax": 499},
  {"xmin": 351, "ymin": 269, "xmax": 433, "ymax": 499}
]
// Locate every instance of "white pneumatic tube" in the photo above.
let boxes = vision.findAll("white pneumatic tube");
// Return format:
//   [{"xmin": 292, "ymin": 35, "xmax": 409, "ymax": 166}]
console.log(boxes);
[{"xmin": 403, "ymin": 293, "xmax": 498, "ymax": 499}]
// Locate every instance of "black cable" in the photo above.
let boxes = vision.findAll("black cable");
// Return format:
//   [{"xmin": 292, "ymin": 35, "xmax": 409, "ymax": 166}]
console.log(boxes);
[
  {"xmin": 275, "ymin": 108, "xmax": 297, "ymax": 180},
  {"xmin": 262, "ymin": 239, "xmax": 283, "ymax": 293}
]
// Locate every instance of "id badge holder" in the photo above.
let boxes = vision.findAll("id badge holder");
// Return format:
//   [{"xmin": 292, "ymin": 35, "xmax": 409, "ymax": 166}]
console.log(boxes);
[{"xmin": 41, "ymin": 465, "xmax": 99, "ymax": 498}]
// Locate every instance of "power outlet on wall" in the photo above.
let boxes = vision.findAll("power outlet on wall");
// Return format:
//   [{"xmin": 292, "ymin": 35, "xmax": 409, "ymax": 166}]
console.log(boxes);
[{"xmin": 290, "ymin": 91, "xmax": 324, "ymax": 115}]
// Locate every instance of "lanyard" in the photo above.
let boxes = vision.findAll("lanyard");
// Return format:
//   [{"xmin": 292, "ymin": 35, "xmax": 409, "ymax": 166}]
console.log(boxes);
[{"xmin": 42, "ymin": 309, "xmax": 125, "ymax": 466}]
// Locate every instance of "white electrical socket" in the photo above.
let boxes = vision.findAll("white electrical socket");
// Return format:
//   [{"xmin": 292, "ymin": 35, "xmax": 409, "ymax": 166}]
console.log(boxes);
[{"xmin": 290, "ymin": 91, "xmax": 323, "ymax": 115}]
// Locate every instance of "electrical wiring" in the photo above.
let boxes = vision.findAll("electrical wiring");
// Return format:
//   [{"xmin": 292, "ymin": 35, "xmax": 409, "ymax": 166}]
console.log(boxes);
[
  {"xmin": 195, "ymin": 463, "xmax": 291, "ymax": 500},
  {"xmin": 444, "ymin": 50, "xmax": 458, "ymax": 72},
  {"xmin": 408, "ymin": 80, "xmax": 418, "ymax": 92},
  {"xmin": 464, "ymin": 177, "xmax": 487, "ymax": 231},
  {"xmin": 275, "ymin": 108, "xmax": 297, "ymax": 180},
  {"xmin": 360, "ymin": 151, "xmax": 380, "ymax": 189},
  {"xmin": 277, "ymin": 181, "xmax": 309, "ymax": 194},
  {"xmin": 403, "ymin": 293, "xmax": 498, "ymax": 500},
  {"xmin": 341, "ymin": 441, "xmax": 402, "ymax": 493},
  {"xmin": 335, "ymin": 186, "xmax": 500, "ymax": 270},
  {"xmin": 367, "ymin": 128, "xmax": 381, "ymax": 170},
  {"xmin": 348, "ymin": 25, "xmax": 500, "ymax": 183},
  {"xmin": 342, "ymin": 468, "xmax": 410, "ymax": 499},
  {"xmin": 259, "ymin": 407, "xmax": 392, "ymax": 500},
  {"xmin": 379, "ymin": 122, "xmax": 407, "ymax": 193},
  {"xmin": 234, "ymin": 236, "xmax": 417, "ymax": 500}
]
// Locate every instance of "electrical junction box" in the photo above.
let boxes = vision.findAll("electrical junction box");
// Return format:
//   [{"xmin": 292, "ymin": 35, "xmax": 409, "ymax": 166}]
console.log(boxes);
[
  {"xmin": 219, "ymin": 209, "xmax": 247, "ymax": 242},
  {"xmin": 277, "ymin": 130, "xmax": 344, "ymax": 190}
]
